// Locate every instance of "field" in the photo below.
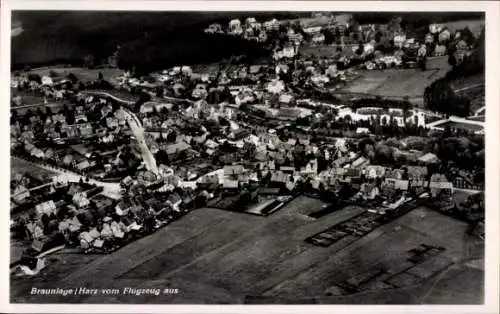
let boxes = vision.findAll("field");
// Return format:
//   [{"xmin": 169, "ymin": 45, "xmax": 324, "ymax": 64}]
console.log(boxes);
[
  {"xmin": 443, "ymin": 19, "xmax": 484, "ymax": 36},
  {"xmin": 10, "ymin": 196, "xmax": 483, "ymax": 304},
  {"xmin": 340, "ymin": 64, "xmax": 451, "ymax": 99},
  {"xmin": 11, "ymin": 157, "xmax": 59, "ymax": 182},
  {"xmin": 300, "ymin": 45, "xmax": 357, "ymax": 58},
  {"xmin": 435, "ymin": 121, "xmax": 483, "ymax": 132},
  {"xmin": 28, "ymin": 67, "xmax": 125, "ymax": 85}
]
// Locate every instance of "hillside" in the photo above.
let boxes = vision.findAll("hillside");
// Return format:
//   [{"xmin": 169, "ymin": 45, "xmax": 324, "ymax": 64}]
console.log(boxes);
[{"xmin": 12, "ymin": 11, "xmax": 306, "ymax": 73}]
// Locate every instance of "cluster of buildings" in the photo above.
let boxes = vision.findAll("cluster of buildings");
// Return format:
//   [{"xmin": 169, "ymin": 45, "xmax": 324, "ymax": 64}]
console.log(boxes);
[
  {"xmin": 203, "ymin": 14, "xmax": 481, "ymax": 74},
  {"xmin": 10, "ymin": 14, "xmax": 485, "ymax": 262},
  {"xmin": 11, "ymin": 173, "xmax": 209, "ymax": 254}
]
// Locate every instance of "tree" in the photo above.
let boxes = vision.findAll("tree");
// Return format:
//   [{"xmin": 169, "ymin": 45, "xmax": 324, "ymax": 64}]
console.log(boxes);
[
  {"xmin": 67, "ymin": 73, "xmax": 78, "ymax": 84},
  {"xmin": 167, "ymin": 130, "xmax": 177, "ymax": 143},
  {"xmin": 83, "ymin": 55, "xmax": 95, "ymax": 69},
  {"xmin": 321, "ymin": 28, "xmax": 335, "ymax": 45},
  {"xmin": 218, "ymin": 117, "xmax": 230, "ymax": 127},
  {"xmin": 27, "ymin": 73, "xmax": 42, "ymax": 83},
  {"xmin": 155, "ymin": 86, "xmax": 164, "ymax": 98},
  {"xmin": 10, "ymin": 110, "xmax": 18, "ymax": 124},
  {"xmin": 45, "ymin": 106, "xmax": 53, "ymax": 117},
  {"xmin": 448, "ymin": 54, "xmax": 457, "ymax": 67},
  {"xmin": 155, "ymin": 149, "xmax": 170, "ymax": 165},
  {"xmin": 402, "ymin": 96, "xmax": 410, "ymax": 124},
  {"xmin": 338, "ymin": 183, "xmax": 354, "ymax": 200},
  {"xmin": 460, "ymin": 26, "xmax": 475, "ymax": 45}
]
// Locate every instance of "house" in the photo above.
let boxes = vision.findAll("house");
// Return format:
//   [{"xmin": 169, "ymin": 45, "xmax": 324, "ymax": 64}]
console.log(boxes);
[
  {"xmin": 192, "ymin": 84, "xmax": 208, "ymax": 99},
  {"xmin": 266, "ymin": 79, "xmax": 285, "ymax": 94},
  {"xmin": 365, "ymin": 165, "xmax": 386, "ymax": 179},
  {"xmin": 310, "ymin": 74, "xmax": 330, "ymax": 86},
  {"xmin": 456, "ymin": 39, "xmax": 468, "ymax": 52},
  {"xmin": 258, "ymin": 31, "xmax": 268, "ymax": 42},
  {"xmin": 273, "ymin": 47, "xmax": 296, "ymax": 60},
  {"xmin": 224, "ymin": 165, "xmax": 245, "ymax": 177},
  {"xmin": 41, "ymin": 76, "xmax": 53, "ymax": 86},
  {"xmin": 311, "ymin": 33, "xmax": 326, "ymax": 45},
  {"xmin": 301, "ymin": 159, "xmax": 318, "ymax": 175},
  {"xmin": 425, "ymin": 33, "xmax": 434, "ymax": 44},
  {"xmin": 165, "ymin": 141, "xmax": 190, "ymax": 156},
  {"xmin": 359, "ymin": 182, "xmax": 380, "ymax": 200},
  {"xmin": 434, "ymin": 44, "xmax": 447, "ymax": 57},
  {"xmin": 356, "ymin": 127, "xmax": 370, "ymax": 135},
  {"xmin": 279, "ymin": 94, "xmax": 294, "ymax": 105},
  {"xmin": 115, "ymin": 199, "xmax": 133, "ymax": 216},
  {"xmin": 205, "ymin": 23, "xmax": 223, "ymax": 34},
  {"xmin": 393, "ymin": 33, "xmax": 406, "ymax": 48},
  {"xmin": 429, "ymin": 23, "xmax": 443, "ymax": 34},
  {"xmin": 91, "ymin": 196, "xmax": 113, "ymax": 213},
  {"xmin": 263, "ymin": 18, "xmax": 280, "ymax": 31},
  {"xmin": 259, "ymin": 160, "xmax": 276, "ymax": 171},
  {"xmin": 385, "ymin": 178, "xmax": 409, "ymax": 191},
  {"xmin": 62, "ymin": 154, "xmax": 74, "ymax": 167},
  {"xmin": 223, "ymin": 179, "xmax": 239, "ymax": 189},
  {"xmin": 271, "ymin": 171, "xmax": 289, "ymax": 184},
  {"xmin": 228, "ymin": 19, "xmax": 243, "ymax": 35},
  {"xmin": 52, "ymin": 113, "xmax": 66, "ymax": 124},
  {"xmin": 26, "ymin": 222, "xmax": 45, "ymax": 240},
  {"xmin": 167, "ymin": 192, "xmax": 182, "ymax": 211},
  {"xmin": 35, "ymin": 200, "xmax": 57, "ymax": 217},
  {"xmin": 386, "ymin": 169, "xmax": 404, "ymax": 180},
  {"xmin": 79, "ymin": 123, "xmax": 94, "ymax": 137},
  {"xmin": 230, "ymin": 128, "xmax": 250, "ymax": 141},
  {"xmin": 406, "ymin": 166, "xmax": 428, "ymax": 180},
  {"xmin": 418, "ymin": 152, "xmax": 439, "ymax": 165},
  {"xmin": 245, "ymin": 17, "xmax": 260, "ymax": 29},
  {"xmin": 351, "ymin": 156, "xmax": 370, "ymax": 169},
  {"xmin": 72, "ymin": 192, "xmax": 90, "ymax": 208},
  {"xmin": 21, "ymin": 130, "xmax": 35, "ymax": 141},
  {"xmin": 429, "ymin": 180, "xmax": 453, "ymax": 197},
  {"xmin": 417, "ymin": 45, "xmax": 427, "ymax": 57},
  {"xmin": 438, "ymin": 29, "xmax": 451, "ymax": 43},
  {"xmin": 75, "ymin": 160, "xmax": 93, "ymax": 172},
  {"xmin": 13, "ymin": 185, "xmax": 30, "ymax": 203},
  {"xmin": 137, "ymin": 170, "xmax": 160, "ymax": 187}
]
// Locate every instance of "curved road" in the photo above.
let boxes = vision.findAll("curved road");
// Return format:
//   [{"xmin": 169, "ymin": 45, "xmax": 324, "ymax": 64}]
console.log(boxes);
[
  {"xmin": 121, "ymin": 108, "xmax": 159, "ymax": 174},
  {"xmin": 12, "ymin": 156, "xmax": 122, "ymax": 198},
  {"xmin": 80, "ymin": 90, "xmax": 160, "ymax": 175}
]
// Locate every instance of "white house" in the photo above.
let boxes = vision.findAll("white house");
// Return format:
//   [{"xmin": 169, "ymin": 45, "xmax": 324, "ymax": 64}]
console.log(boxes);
[
  {"xmin": 393, "ymin": 34, "xmax": 406, "ymax": 48},
  {"xmin": 266, "ymin": 79, "xmax": 285, "ymax": 94},
  {"xmin": 438, "ymin": 29, "xmax": 451, "ymax": 43},
  {"xmin": 41, "ymin": 76, "xmax": 53, "ymax": 86},
  {"xmin": 263, "ymin": 18, "xmax": 280, "ymax": 31},
  {"xmin": 229, "ymin": 19, "xmax": 243, "ymax": 35},
  {"xmin": 312, "ymin": 33, "xmax": 326, "ymax": 45},
  {"xmin": 429, "ymin": 23, "xmax": 443, "ymax": 34},
  {"xmin": 425, "ymin": 33, "xmax": 434, "ymax": 44},
  {"xmin": 72, "ymin": 192, "xmax": 90, "ymax": 208}
]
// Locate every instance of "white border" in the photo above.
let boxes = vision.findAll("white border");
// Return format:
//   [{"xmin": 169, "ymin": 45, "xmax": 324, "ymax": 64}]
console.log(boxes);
[{"xmin": 1, "ymin": 1, "xmax": 499, "ymax": 314}]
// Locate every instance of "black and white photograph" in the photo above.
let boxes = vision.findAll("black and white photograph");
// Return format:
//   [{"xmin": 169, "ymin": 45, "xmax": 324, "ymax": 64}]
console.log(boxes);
[{"xmin": 2, "ymin": 1, "xmax": 499, "ymax": 312}]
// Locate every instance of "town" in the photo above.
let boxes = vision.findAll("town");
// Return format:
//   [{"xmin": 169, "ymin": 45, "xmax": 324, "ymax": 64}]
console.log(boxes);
[{"xmin": 10, "ymin": 11, "xmax": 485, "ymax": 304}]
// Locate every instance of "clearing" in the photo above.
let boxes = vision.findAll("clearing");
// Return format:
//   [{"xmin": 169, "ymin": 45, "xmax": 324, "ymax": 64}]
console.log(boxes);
[{"xmin": 340, "ymin": 65, "xmax": 451, "ymax": 100}]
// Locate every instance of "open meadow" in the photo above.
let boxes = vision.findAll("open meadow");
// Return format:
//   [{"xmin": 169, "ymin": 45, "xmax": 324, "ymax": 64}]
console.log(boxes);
[
  {"xmin": 340, "ymin": 65, "xmax": 451, "ymax": 99},
  {"xmin": 11, "ymin": 157, "xmax": 60, "ymax": 182},
  {"xmin": 28, "ymin": 67, "xmax": 125, "ymax": 86},
  {"xmin": 10, "ymin": 195, "xmax": 482, "ymax": 304}
]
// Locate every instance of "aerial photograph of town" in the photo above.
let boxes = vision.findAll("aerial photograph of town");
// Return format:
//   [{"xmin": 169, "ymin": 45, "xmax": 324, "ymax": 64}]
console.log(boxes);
[{"xmin": 9, "ymin": 10, "xmax": 486, "ymax": 304}]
